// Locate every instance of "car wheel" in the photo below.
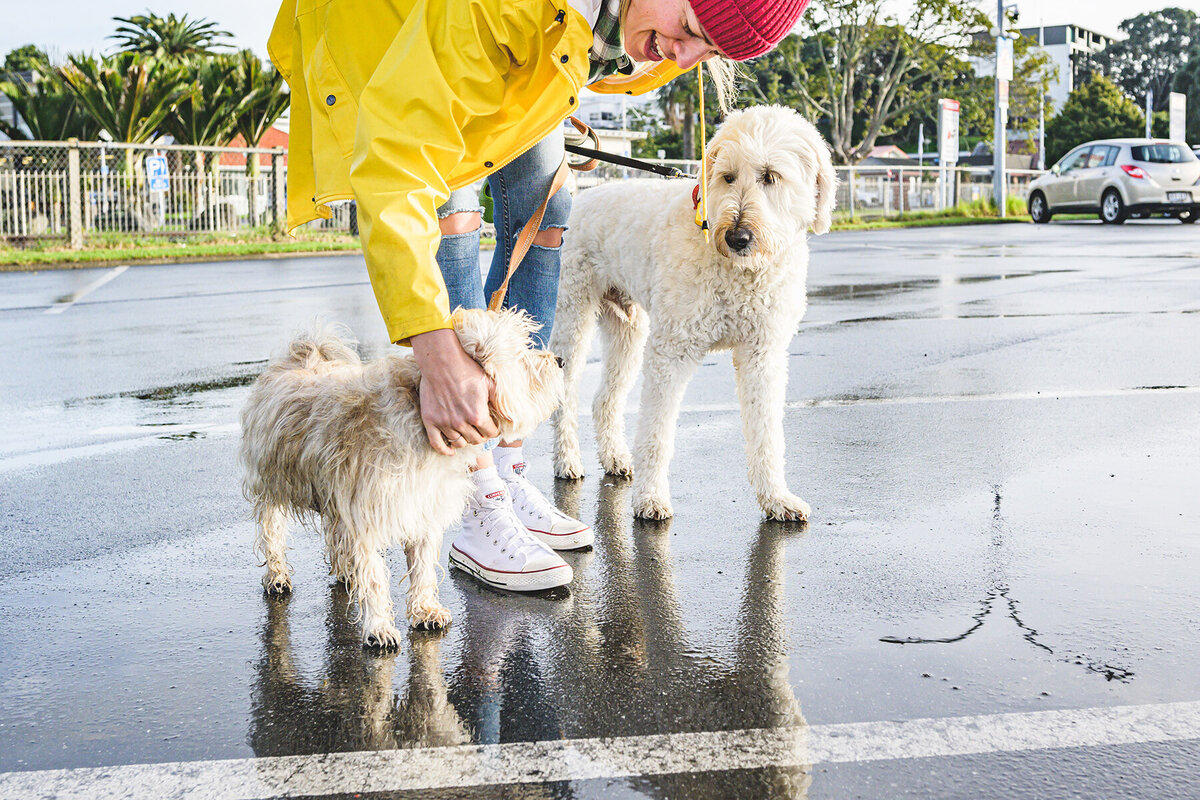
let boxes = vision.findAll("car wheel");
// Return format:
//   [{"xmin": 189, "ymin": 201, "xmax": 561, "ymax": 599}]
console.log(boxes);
[
  {"xmin": 1100, "ymin": 189, "xmax": 1126, "ymax": 224},
  {"xmin": 1028, "ymin": 192, "xmax": 1052, "ymax": 223}
]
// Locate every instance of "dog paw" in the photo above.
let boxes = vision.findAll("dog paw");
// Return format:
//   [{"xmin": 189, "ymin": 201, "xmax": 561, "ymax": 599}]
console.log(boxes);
[
  {"xmin": 362, "ymin": 623, "xmax": 403, "ymax": 650},
  {"xmin": 600, "ymin": 449, "xmax": 634, "ymax": 478},
  {"xmin": 409, "ymin": 603, "xmax": 452, "ymax": 630},
  {"xmin": 633, "ymin": 492, "xmax": 674, "ymax": 520},
  {"xmin": 761, "ymin": 493, "xmax": 811, "ymax": 522},
  {"xmin": 261, "ymin": 571, "xmax": 292, "ymax": 595},
  {"xmin": 554, "ymin": 452, "xmax": 586, "ymax": 480}
]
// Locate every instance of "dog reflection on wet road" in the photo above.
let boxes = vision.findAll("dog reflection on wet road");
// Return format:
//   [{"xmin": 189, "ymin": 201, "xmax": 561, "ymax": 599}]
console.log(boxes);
[{"xmin": 248, "ymin": 479, "xmax": 811, "ymax": 798}]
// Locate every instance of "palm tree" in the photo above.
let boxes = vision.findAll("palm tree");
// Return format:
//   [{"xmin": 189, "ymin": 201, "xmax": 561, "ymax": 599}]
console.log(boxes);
[
  {"xmin": 58, "ymin": 53, "xmax": 187, "ymax": 145},
  {"xmin": 228, "ymin": 51, "xmax": 289, "ymax": 149},
  {"xmin": 161, "ymin": 54, "xmax": 239, "ymax": 146},
  {"xmin": 226, "ymin": 50, "xmax": 290, "ymax": 225},
  {"xmin": 0, "ymin": 64, "xmax": 100, "ymax": 140},
  {"xmin": 160, "ymin": 54, "xmax": 241, "ymax": 226},
  {"xmin": 109, "ymin": 13, "xmax": 232, "ymax": 60}
]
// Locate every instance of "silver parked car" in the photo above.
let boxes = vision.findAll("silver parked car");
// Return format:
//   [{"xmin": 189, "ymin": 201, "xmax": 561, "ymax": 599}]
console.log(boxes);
[{"xmin": 1028, "ymin": 138, "xmax": 1200, "ymax": 224}]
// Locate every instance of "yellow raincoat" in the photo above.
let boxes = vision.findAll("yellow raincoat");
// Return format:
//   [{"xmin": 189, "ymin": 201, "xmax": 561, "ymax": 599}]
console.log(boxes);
[{"xmin": 269, "ymin": 0, "xmax": 683, "ymax": 343}]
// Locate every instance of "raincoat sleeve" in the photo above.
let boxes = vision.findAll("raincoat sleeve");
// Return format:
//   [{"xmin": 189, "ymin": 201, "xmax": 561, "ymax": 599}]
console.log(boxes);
[{"xmin": 350, "ymin": 0, "xmax": 539, "ymax": 344}]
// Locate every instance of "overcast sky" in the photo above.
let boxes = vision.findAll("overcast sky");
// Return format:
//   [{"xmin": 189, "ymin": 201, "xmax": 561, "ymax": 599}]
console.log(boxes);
[{"xmin": 6, "ymin": 0, "xmax": 1200, "ymax": 61}]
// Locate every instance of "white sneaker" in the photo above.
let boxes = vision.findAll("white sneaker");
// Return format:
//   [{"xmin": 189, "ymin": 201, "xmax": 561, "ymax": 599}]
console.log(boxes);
[
  {"xmin": 449, "ymin": 487, "xmax": 573, "ymax": 592},
  {"xmin": 505, "ymin": 471, "xmax": 594, "ymax": 550}
]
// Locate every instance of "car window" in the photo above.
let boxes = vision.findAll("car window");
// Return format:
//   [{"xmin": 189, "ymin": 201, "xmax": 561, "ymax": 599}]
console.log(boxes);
[
  {"xmin": 1085, "ymin": 148, "xmax": 1107, "ymax": 168},
  {"xmin": 1131, "ymin": 144, "xmax": 1196, "ymax": 163},
  {"xmin": 1061, "ymin": 148, "xmax": 1092, "ymax": 172},
  {"xmin": 1102, "ymin": 145, "xmax": 1120, "ymax": 166}
]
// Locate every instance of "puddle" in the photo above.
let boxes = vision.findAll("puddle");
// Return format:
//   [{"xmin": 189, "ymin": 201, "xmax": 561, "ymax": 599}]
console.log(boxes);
[
  {"xmin": 809, "ymin": 270, "xmax": 1077, "ymax": 303},
  {"xmin": 1, "ymin": 367, "xmax": 262, "ymax": 465}
]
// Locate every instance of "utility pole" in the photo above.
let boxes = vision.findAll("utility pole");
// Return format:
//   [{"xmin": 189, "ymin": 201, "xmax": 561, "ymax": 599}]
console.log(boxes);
[
  {"xmin": 1038, "ymin": 21, "xmax": 1045, "ymax": 171},
  {"xmin": 993, "ymin": 0, "xmax": 1012, "ymax": 217},
  {"xmin": 1146, "ymin": 90, "xmax": 1153, "ymax": 138},
  {"xmin": 918, "ymin": 122, "xmax": 924, "ymax": 164}
]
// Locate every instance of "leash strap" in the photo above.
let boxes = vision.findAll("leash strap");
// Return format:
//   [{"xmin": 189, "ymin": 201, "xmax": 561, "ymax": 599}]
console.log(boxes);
[
  {"xmin": 696, "ymin": 62, "xmax": 709, "ymax": 242},
  {"xmin": 487, "ymin": 157, "xmax": 571, "ymax": 312},
  {"xmin": 564, "ymin": 144, "xmax": 687, "ymax": 178}
]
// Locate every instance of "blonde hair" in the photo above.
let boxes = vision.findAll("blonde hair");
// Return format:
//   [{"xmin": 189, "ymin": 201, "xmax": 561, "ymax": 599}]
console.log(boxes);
[{"xmin": 616, "ymin": 0, "xmax": 739, "ymax": 113}]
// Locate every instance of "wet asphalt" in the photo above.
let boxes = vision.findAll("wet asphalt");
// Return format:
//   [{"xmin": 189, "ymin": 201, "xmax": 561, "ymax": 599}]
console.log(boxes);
[{"xmin": 1, "ymin": 220, "xmax": 1199, "ymax": 798}]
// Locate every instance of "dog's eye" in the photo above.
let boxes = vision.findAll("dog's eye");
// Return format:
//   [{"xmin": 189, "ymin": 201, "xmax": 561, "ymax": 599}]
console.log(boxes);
[
  {"xmin": 761, "ymin": 171, "xmax": 776, "ymax": 185},
  {"xmin": 723, "ymin": 174, "xmax": 736, "ymax": 184}
]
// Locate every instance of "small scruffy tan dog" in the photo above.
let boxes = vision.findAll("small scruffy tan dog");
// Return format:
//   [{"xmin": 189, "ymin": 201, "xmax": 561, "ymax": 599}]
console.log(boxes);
[
  {"xmin": 240, "ymin": 309, "xmax": 564, "ymax": 648},
  {"xmin": 552, "ymin": 105, "xmax": 836, "ymax": 522}
]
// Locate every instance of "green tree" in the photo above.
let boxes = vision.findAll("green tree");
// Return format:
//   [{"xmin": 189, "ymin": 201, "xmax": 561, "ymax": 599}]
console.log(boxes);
[
  {"xmin": 57, "ymin": 53, "xmax": 188, "ymax": 155},
  {"xmin": 1173, "ymin": 44, "xmax": 1200, "ymax": 140},
  {"xmin": 109, "ymin": 13, "xmax": 232, "ymax": 60},
  {"xmin": 227, "ymin": 50, "xmax": 290, "ymax": 224},
  {"xmin": 161, "ymin": 54, "xmax": 239, "ymax": 146},
  {"xmin": 769, "ymin": 0, "xmax": 989, "ymax": 164},
  {"xmin": 4, "ymin": 44, "xmax": 49, "ymax": 74},
  {"xmin": 227, "ymin": 50, "xmax": 289, "ymax": 149},
  {"xmin": 1045, "ymin": 76, "xmax": 1143, "ymax": 165},
  {"xmin": 1080, "ymin": 8, "xmax": 1198, "ymax": 111},
  {"xmin": 0, "ymin": 66, "xmax": 100, "ymax": 140}
]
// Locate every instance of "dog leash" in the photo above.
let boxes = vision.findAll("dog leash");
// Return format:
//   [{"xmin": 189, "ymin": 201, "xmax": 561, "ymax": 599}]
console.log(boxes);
[
  {"xmin": 488, "ymin": 116, "xmax": 676, "ymax": 311},
  {"xmin": 489, "ymin": 70, "xmax": 708, "ymax": 310},
  {"xmin": 487, "ymin": 157, "xmax": 571, "ymax": 312},
  {"xmin": 564, "ymin": 115, "xmax": 690, "ymax": 178}
]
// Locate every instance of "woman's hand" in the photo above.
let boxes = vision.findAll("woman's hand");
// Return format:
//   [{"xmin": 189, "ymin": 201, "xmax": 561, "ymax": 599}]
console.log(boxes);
[{"xmin": 411, "ymin": 328, "xmax": 500, "ymax": 455}]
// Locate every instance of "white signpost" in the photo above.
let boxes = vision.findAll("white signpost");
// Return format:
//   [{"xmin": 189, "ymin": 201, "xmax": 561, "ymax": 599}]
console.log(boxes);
[
  {"xmin": 938, "ymin": 98, "xmax": 960, "ymax": 209},
  {"xmin": 996, "ymin": 37, "xmax": 1014, "ymax": 82},
  {"xmin": 1170, "ymin": 92, "xmax": 1187, "ymax": 142}
]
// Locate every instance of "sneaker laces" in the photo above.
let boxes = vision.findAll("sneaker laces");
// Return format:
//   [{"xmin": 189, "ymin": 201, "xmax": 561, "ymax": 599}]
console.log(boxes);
[
  {"xmin": 506, "ymin": 474, "xmax": 559, "ymax": 523},
  {"xmin": 471, "ymin": 494, "xmax": 550, "ymax": 566}
]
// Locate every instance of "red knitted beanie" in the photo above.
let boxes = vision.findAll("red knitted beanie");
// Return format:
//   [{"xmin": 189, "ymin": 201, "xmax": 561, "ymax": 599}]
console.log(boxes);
[{"xmin": 689, "ymin": 0, "xmax": 810, "ymax": 61}]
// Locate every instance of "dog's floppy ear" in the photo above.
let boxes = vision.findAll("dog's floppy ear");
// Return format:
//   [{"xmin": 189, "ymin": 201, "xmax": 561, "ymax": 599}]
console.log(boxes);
[
  {"xmin": 809, "ymin": 136, "xmax": 838, "ymax": 235},
  {"xmin": 704, "ymin": 140, "xmax": 723, "ymax": 187}
]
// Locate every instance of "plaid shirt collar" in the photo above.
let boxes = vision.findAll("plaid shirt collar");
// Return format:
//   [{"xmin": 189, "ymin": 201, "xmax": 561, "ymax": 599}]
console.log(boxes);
[{"xmin": 588, "ymin": 0, "xmax": 634, "ymax": 83}]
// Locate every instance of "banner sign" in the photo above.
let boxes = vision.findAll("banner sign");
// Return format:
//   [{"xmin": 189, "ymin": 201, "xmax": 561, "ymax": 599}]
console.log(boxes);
[
  {"xmin": 1170, "ymin": 92, "xmax": 1186, "ymax": 142},
  {"xmin": 938, "ymin": 98, "xmax": 960, "ymax": 165}
]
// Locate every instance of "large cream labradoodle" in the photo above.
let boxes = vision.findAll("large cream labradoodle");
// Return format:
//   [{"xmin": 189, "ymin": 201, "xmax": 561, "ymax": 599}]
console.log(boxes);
[
  {"xmin": 552, "ymin": 105, "xmax": 836, "ymax": 522},
  {"xmin": 240, "ymin": 309, "xmax": 563, "ymax": 648}
]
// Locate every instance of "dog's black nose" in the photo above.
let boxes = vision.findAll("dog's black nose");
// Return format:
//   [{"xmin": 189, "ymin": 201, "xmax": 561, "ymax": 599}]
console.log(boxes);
[
  {"xmin": 725, "ymin": 227, "xmax": 753, "ymax": 252},
  {"xmin": 555, "ymin": 355, "xmax": 565, "ymax": 369}
]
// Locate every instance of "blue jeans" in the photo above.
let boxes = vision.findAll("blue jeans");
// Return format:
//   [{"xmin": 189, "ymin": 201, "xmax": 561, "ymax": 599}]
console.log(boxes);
[{"xmin": 435, "ymin": 131, "xmax": 571, "ymax": 350}]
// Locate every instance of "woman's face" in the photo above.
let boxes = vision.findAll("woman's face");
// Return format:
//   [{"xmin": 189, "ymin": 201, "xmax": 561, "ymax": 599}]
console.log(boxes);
[{"xmin": 623, "ymin": 0, "xmax": 721, "ymax": 70}]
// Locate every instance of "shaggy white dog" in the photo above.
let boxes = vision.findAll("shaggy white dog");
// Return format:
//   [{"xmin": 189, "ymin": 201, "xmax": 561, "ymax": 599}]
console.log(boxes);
[
  {"xmin": 240, "ymin": 309, "xmax": 563, "ymax": 648},
  {"xmin": 551, "ymin": 105, "xmax": 836, "ymax": 521}
]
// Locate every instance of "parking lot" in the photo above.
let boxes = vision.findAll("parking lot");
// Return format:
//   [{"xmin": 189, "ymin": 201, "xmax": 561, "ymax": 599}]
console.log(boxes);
[{"xmin": 1, "ymin": 219, "xmax": 1198, "ymax": 798}]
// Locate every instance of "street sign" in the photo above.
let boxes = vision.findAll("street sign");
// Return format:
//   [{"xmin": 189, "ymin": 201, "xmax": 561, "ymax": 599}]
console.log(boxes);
[
  {"xmin": 145, "ymin": 155, "xmax": 169, "ymax": 193},
  {"xmin": 938, "ymin": 98, "xmax": 960, "ymax": 165},
  {"xmin": 1170, "ymin": 92, "xmax": 1187, "ymax": 142},
  {"xmin": 996, "ymin": 37, "xmax": 1014, "ymax": 82}
]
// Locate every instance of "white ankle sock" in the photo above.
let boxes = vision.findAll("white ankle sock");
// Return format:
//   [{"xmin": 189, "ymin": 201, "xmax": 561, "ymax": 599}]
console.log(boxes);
[
  {"xmin": 470, "ymin": 466, "xmax": 508, "ymax": 503},
  {"xmin": 493, "ymin": 445, "xmax": 526, "ymax": 480}
]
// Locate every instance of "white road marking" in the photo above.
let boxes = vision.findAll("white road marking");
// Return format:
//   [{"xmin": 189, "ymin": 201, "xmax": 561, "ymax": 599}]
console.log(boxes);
[
  {"xmin": 44, "ymin": 265, "xmax": 129, "ymax": 314},
  {"xmin": 1, "ymin": 701, "xmax": 1197, "ymax": 799},
  {"xmin": 656, "ymin": 384, "xmax": 1200, "ymax": 417}
]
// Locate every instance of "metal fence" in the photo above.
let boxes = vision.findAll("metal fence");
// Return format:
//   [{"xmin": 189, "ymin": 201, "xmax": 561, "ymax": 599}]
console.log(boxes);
[
  {"xmin": 577, "ymin": 159, "xmax": 1045, "ymax": 217},
  {"xmin": 1, "ymin": 139, "xmax": 1045, "ymax": 247},
  {"xmin": 0, "ymin": 140, "xmax": 356, "ymax": 247}
]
